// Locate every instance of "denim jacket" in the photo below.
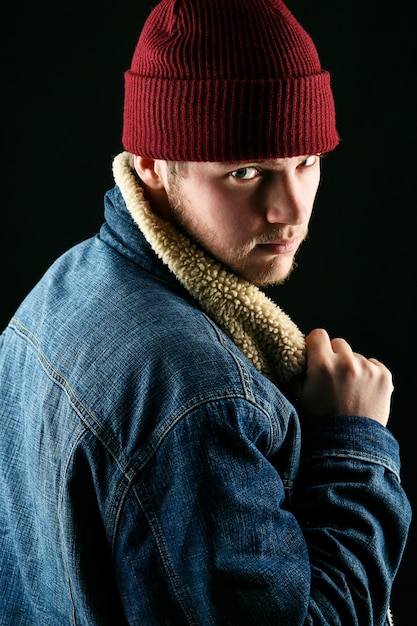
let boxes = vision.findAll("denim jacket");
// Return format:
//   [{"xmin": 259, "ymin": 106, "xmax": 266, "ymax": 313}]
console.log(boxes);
[{"xmin": 0, "ymin": 159, "xmax": 411, "ymax": 625}]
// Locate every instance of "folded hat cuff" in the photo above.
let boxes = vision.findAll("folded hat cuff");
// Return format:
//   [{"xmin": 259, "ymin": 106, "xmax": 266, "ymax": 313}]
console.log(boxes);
[{"xmin": 122, "ymin": 70, "xmax": 339, "ymax": 161}]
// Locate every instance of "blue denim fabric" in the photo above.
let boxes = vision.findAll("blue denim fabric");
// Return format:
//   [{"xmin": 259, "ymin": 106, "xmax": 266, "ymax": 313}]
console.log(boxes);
[{"xmin": 0, "ymin": 186, "xmax": 411, "ymax": 625}]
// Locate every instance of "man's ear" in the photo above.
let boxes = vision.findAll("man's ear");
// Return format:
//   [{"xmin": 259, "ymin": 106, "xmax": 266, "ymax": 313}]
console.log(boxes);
[
  {"xmin": 133, "ymin": 156, "xmax": 165, "ymax": 190},
  {"xmin": 132, "ymin": 155, "xmax": 172, "ymax": 221}
]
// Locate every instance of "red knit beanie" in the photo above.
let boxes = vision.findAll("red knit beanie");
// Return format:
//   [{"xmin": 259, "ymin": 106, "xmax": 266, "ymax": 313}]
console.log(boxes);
[{"xmin": 122, "ymin": 0, "xmax": 339, "ymax": 161}]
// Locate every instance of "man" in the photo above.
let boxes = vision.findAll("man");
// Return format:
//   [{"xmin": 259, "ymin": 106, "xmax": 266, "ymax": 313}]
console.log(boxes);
[{"xmin": 0, "ymin": 0, "xmax": 411, "ymax": 624}]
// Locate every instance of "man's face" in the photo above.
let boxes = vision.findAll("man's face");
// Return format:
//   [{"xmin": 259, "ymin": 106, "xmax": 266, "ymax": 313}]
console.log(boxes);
[{"xmin": 154, "ymin": 155, "xmax": 321, "ymax": 286}]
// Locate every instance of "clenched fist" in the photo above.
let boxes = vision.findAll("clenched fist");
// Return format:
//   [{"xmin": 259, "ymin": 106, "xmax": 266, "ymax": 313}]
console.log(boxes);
[{"xmin": 294, "ymin": 328, "xmax": 393, "ymax": 426}]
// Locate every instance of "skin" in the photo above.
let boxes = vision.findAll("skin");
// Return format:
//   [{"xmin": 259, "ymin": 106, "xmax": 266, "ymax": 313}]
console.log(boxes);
[
  {"xmin": 137, "ymin": 155, "xmax": 319, "ymax": 286},
  {"xmin": 134, "ymin": 155, "xmax": 393, "ymax": 427}
]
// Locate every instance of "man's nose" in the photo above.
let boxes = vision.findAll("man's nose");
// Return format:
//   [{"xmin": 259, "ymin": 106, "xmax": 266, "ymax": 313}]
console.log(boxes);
[{"xmin": 264, "ymin": 177, "xmax": 309, "ymax": 225}]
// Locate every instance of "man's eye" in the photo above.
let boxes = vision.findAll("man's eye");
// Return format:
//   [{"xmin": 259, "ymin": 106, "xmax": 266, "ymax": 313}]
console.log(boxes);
[
  {"xmin": 230, "ymin": 167, "xmax": 258, "ymax": 180},
  {"xmin": 302, "ymin": 155, "xmax": 318, "ymax": 167}
]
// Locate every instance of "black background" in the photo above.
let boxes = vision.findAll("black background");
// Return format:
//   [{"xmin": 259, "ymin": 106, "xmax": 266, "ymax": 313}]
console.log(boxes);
[{"xmin": 2, "ymin": 2, "xmax": 415, "ymax": 623}]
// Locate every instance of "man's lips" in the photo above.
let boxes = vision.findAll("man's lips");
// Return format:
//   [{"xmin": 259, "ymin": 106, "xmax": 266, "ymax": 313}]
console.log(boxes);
[{"xmin": 257, "ymin": 237, "xmax": 300, "ymax": 254}]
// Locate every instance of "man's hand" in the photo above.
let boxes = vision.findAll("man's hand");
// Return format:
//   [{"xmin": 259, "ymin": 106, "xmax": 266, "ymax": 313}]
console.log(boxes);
[{"xmin": 295, "ymin": 328, "xmax": 393, "ymax": 426}]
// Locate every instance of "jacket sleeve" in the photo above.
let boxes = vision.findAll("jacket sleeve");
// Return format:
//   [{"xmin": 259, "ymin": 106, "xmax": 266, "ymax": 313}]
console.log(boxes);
[
  {"xmin": 293, "ymin": 414, "xmax": 411, "ymax": 626},
  {"xmin": 112, "ymin": 401, "xmax": 411, "ymax": 626}
]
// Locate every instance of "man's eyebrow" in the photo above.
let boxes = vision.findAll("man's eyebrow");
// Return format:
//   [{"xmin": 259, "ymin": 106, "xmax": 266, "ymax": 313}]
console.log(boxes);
[
  {"xmin": 218, "ymin": 159, "xmax": 280, "ymax": 168},
  {"xmin": 218, "ymin": 157, "xmax": 310, "ymax": 168},
  {"xmin": 255, "ymin": 156, "xmax": 312, "ymax": 165},
  {"xmin": 255, "ymin": 159, "xmax": 281, "ymax": 167}
]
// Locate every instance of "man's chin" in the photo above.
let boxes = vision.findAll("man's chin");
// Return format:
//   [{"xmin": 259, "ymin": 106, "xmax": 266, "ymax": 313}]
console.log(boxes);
[
  {"xmin": 241, "ymin": 260, "xmax": 296, "ymax": 287},
  {"xmin": 253, "ymin": 275, "xmax": 291, "ymax": 288}
]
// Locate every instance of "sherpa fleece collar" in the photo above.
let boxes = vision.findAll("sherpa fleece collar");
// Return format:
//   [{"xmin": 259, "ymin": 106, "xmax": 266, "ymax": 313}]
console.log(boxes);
[{"xmin": 112, "ymin": 151, "xmax": 306, "ymax": 388}]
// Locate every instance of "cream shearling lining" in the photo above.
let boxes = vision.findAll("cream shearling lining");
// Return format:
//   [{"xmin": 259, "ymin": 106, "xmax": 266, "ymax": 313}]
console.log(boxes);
[{"xmin": 112, "ymin": 151, "xmax": 306, "ymax": 388}]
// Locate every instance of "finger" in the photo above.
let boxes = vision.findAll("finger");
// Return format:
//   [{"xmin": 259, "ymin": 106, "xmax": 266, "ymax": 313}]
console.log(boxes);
[
  {"xmin": 305, "ymin": 328, "xmax": 331, "ymax": 355},
  {"xmin": 368, "ymin": 358, "xmax": 395, "ymax": 392},
  {"xmin": 368, "ymin": 357, "xmax": 384, "ymax": 366},
  {"xmin": 303, "ymin": 329, "xmax": 332, "ymax": 368},
  {"xmin": 330, "ymin": 337, "xmax": 353, "ymax": 355}
]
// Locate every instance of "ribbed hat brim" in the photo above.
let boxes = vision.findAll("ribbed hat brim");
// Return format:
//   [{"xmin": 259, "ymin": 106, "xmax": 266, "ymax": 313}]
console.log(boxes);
[{"xmin": 123, "ymin": 71, "xmax": 338, "ymax": 161}]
